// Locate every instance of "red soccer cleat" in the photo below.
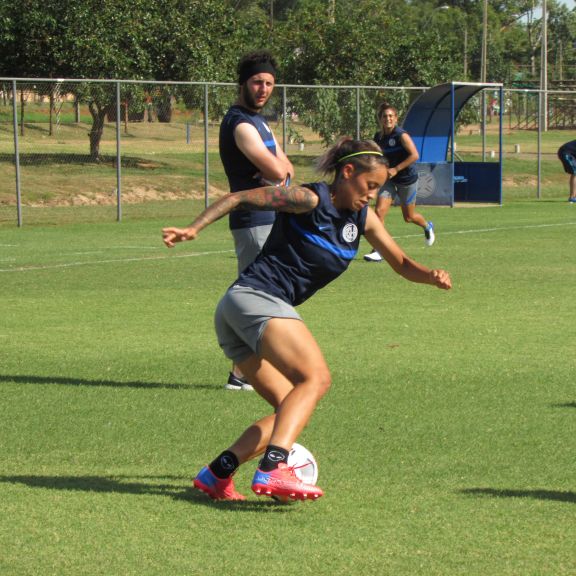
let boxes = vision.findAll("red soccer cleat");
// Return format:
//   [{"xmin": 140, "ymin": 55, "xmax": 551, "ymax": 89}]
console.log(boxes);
[
  {"xmin": 193, "ymin": 466, "xmax": 246, "ymax": 501},
  {"xmin": 252, "ymin": 463, "xmax": 324, "ymax": 501}
]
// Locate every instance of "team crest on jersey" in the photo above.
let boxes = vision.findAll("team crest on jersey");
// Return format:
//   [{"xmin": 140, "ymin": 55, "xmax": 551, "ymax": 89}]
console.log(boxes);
[
  {"xmin": 388, "ymin": 138, "xmax": 396, "ymax": 147},
  {"xmin": 342, "ymin": 223, "xmax": 358, "ymax": 243}
]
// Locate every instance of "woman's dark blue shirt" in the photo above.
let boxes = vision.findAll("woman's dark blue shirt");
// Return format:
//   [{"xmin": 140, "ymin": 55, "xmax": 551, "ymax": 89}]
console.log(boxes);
[
  {"xmin": 236, "ymin": 182, "xmax": 368, "ymax": 306},
  {"xmin": 374, "ymin": 126, "xmax": 418, "ymax": 185}
]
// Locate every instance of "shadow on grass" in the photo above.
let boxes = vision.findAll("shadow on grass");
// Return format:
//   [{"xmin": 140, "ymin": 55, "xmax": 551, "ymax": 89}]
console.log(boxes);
[
  {"xmin": 551, "ymin": 402, "xmax": 576, "ymax": 408},
  {"xmin": 461, "ymin": 488, "xmax": 576, "ymax": 504},
  {"xmin": 0, "ymin": 374, "xmax": 215, "ymax": 391},
  {"xmin": 0, "ymin": 474, "xmax": 294, "ymax": 512}
]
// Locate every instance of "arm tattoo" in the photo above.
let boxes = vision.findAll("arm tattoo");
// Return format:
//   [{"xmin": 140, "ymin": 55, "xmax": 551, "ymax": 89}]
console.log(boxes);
[
  {"xmin": 186, "ymin": 185, "xmax": 317, "ymax": 232},
  {"xmin": 236, "ymin": 185, "xmax": 318, "ymax": 213},
  {"xmin": 188, "ymin": 194, "xmax": 239, "ymax": 230}
]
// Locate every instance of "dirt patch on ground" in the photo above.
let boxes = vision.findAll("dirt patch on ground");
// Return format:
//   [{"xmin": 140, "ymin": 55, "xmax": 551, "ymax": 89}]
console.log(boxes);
[
  {"xmin": 11, "ymin": 185, "xmax": 228, "ymax": 207},
  {"xmin": 503, "ymin": 176, "xmax": 539, "ymax": 187}
]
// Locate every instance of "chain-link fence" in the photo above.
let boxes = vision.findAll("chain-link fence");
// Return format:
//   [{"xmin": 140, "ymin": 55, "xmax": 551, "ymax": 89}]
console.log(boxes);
[{"xmin": 1, "ymin": 78, "xmax": 574, "ymax": 226}]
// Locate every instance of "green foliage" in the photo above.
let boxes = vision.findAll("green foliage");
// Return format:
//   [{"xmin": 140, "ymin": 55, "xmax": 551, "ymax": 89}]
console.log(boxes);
[
  {"xmin": 272, "ymin": 0, "xmax": 461, "ymax": 144},
  {"xmin": 3, "ymin": 0, "xmax": 576, "ymax": 153},
  {"xmin": 1, "ymin": 0, "xmax": 241, "ymax": 158}
]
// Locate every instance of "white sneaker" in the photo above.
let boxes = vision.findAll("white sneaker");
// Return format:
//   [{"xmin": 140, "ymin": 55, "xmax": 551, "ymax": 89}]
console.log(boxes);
[
  {"xmin": 364, "ymin": 250, "xmax": 383, "ymax": 262},
  {"xmin": 425, "ymin": 222, "xmax": 435, "ymax": 247}
]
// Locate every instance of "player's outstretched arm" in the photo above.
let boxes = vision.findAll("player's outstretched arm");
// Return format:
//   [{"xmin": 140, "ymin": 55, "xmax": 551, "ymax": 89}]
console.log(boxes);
[
  {"xmin": 364, "ymin": 209, "xmax": 452, "ymax": 290},
  {"xmin": 162, "ymin": 184, "xmax": 318, "ymax": 248}
]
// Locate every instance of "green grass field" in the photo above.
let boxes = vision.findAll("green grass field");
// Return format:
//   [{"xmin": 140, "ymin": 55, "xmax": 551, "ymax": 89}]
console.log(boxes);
[{"xmin": 1, "ymin": 198, "xmax": 575, "ymax": 575}]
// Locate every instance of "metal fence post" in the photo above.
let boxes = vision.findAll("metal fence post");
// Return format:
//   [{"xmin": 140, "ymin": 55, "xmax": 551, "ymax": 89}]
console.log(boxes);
[
  {"xmin": 481, "ymin": 91, "xmax": 486, "ymax": 161},
  {"xmin": 450, "ymin": 83, "xmax": 456, "ymax": 207},
  {"xmin": 537, "ymin": 91, "xmax": 542, "ymax": 200},
  {"xmin": 499, "ymin": 85, "xmax": 504, "ymax": 205},
  {"xmin": 115, "ymin": 81, "xmax": 122, "ymax": 221},
  {"xmin": 12, "ymin": 80, "xmax": 22, "ymax": 227},
  {"xmin": 204, "ymin": 83, "xmax": 209, "ymax": 208}
]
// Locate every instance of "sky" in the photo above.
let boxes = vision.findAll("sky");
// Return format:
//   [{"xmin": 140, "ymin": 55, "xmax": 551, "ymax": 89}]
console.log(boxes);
[{"xmin": 532, "ymin": 0, "xmax": 574, "ymax": 18}]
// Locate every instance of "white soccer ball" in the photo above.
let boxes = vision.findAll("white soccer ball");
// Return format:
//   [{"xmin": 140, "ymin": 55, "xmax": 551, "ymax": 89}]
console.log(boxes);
[{"xmin": 288, "ymin": 442, "xmax": 318, "ymax": 485}]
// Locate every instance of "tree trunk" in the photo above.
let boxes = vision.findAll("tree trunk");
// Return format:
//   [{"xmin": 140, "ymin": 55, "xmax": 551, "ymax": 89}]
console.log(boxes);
[{"xmin": 88, "ymin": 101, "xmax": 108, "ymax": 161}]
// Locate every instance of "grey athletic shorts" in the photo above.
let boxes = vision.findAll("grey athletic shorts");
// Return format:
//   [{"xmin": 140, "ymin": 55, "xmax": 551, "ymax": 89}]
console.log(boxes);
[
  {"xmin": 231, "ymin": 224, "xmax": 273, "ymax": 274},
  {"xmin": 378, "ymin": 179, "xmax": 418, "ymax": 205},
  {"xmin": 214, "ymin": 284, "xmax": 301, "ymax": 364}
]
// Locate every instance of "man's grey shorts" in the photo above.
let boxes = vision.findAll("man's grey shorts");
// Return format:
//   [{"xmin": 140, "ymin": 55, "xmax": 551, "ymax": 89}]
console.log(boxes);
[
  {"xmin": 215, "ymin": 285, "xmax": 301, "ymax": 364},
  {"xmin": 231, "ymin": 224, "xmax": 273, "ymax": 274}
]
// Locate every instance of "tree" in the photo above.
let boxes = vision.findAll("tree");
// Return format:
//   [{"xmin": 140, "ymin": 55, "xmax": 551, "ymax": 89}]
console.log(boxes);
[
  {"xmin": 0, "ymin": 0, "xmax": 239, "ymax": 158},
  {"xmin": 271, "ymin": 0, "xmax": 460, "ymax": 143}
]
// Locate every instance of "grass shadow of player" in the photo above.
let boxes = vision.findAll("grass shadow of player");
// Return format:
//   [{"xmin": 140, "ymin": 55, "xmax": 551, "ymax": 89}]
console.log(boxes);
[
  {"xmin": 0, "ymin": 474, "xmax": 296, "ymax": 512},
  {"xmin": 551, "ymin": 401, "xmax": 576, "ymax": 408},
  {"xmin": 0, "ymin": 373, "xmax": 214, "ymax": 391},
  {"xmin": 460, "ymin": 487, "xmax": 576, "ymax": 504}
]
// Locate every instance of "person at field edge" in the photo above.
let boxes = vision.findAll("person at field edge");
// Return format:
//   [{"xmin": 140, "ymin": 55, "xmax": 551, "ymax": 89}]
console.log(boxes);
[
  {"xmin": 219, "ymin": 49, "xmax": 294, "ymax": 391},
  {"xmin": 162, "ymin": 137, "xmax": 452, "ymax": 502},
  {"xmin": 364, "ymin": 102, "xmax": 434, "ymax": 263},
  {"xmin": 557, "ymin": 139, "xmax": 576, "ymax": 203}
]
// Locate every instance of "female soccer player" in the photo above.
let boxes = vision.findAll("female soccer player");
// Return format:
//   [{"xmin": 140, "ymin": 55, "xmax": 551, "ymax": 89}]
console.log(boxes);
[
  {"xmin": 162, "ymin": 138, "xmax": 452, "ymax": 501},
  {"xmin": 364, "ymin": 102, "xmax": 435, "ymax": 262}
]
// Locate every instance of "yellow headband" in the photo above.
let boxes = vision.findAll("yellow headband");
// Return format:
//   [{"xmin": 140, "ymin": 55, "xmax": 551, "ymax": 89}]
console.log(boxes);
[{"xmin": 338, "ymin": 151, "xmax": 383, "ymax": 163}]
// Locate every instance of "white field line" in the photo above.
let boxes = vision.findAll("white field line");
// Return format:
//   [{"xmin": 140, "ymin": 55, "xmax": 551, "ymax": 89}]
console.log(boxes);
[
  {"xmin": 0, "ymin": 249, "xmax": 235, "ymax": 273},
  {"xmin": 59, "ymin": 246, "xmax": 162, "ymax": 256},
  {"xmin": 393, "ymin": 220, "xmax": 576, "ymax": 240},
  {"xmin": 0, "ymin": 220, "xmax": 575, "ymax": 274}
]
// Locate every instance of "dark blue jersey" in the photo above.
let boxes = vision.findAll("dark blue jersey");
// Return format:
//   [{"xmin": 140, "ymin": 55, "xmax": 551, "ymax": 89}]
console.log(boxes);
[
  {"xmin": 236, "ymin": 182, "xmax": 368, "ymax": 306},
  {"xmin": 219, "ymin": 105, "xmax": 277, "ymax": 229},
  {"xmin": 558, "ymin": 139, "xmax": 576, "ymax": 156},
  {"xmin": 374, "ymin": 126, "xmax": 418, "ymax": 185},
  {"xmin": 558, "ymin": 139, "xmax": 576, "ymax": 174}
]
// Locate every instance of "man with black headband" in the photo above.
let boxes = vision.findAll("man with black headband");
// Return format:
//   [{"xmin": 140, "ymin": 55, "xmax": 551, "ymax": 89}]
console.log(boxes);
[{"xmin": 219, "ymin": 50, "xmax": 294, "ymax": 391}]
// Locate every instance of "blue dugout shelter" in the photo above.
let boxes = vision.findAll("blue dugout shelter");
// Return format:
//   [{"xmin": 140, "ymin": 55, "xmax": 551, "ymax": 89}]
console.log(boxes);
[{"xmin": 401, "ymin": 82, "xmax": 504, "ymax": 205}]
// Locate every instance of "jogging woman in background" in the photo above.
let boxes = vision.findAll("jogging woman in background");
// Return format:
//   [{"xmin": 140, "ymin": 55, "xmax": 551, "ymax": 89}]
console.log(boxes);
[
  {"xmin": 364, "ymin": 102, "xmax": 435, "ymax": 262},
  {"xmin": 163, "ymin": 137, "xmax": 452, "ymax": 501}
]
